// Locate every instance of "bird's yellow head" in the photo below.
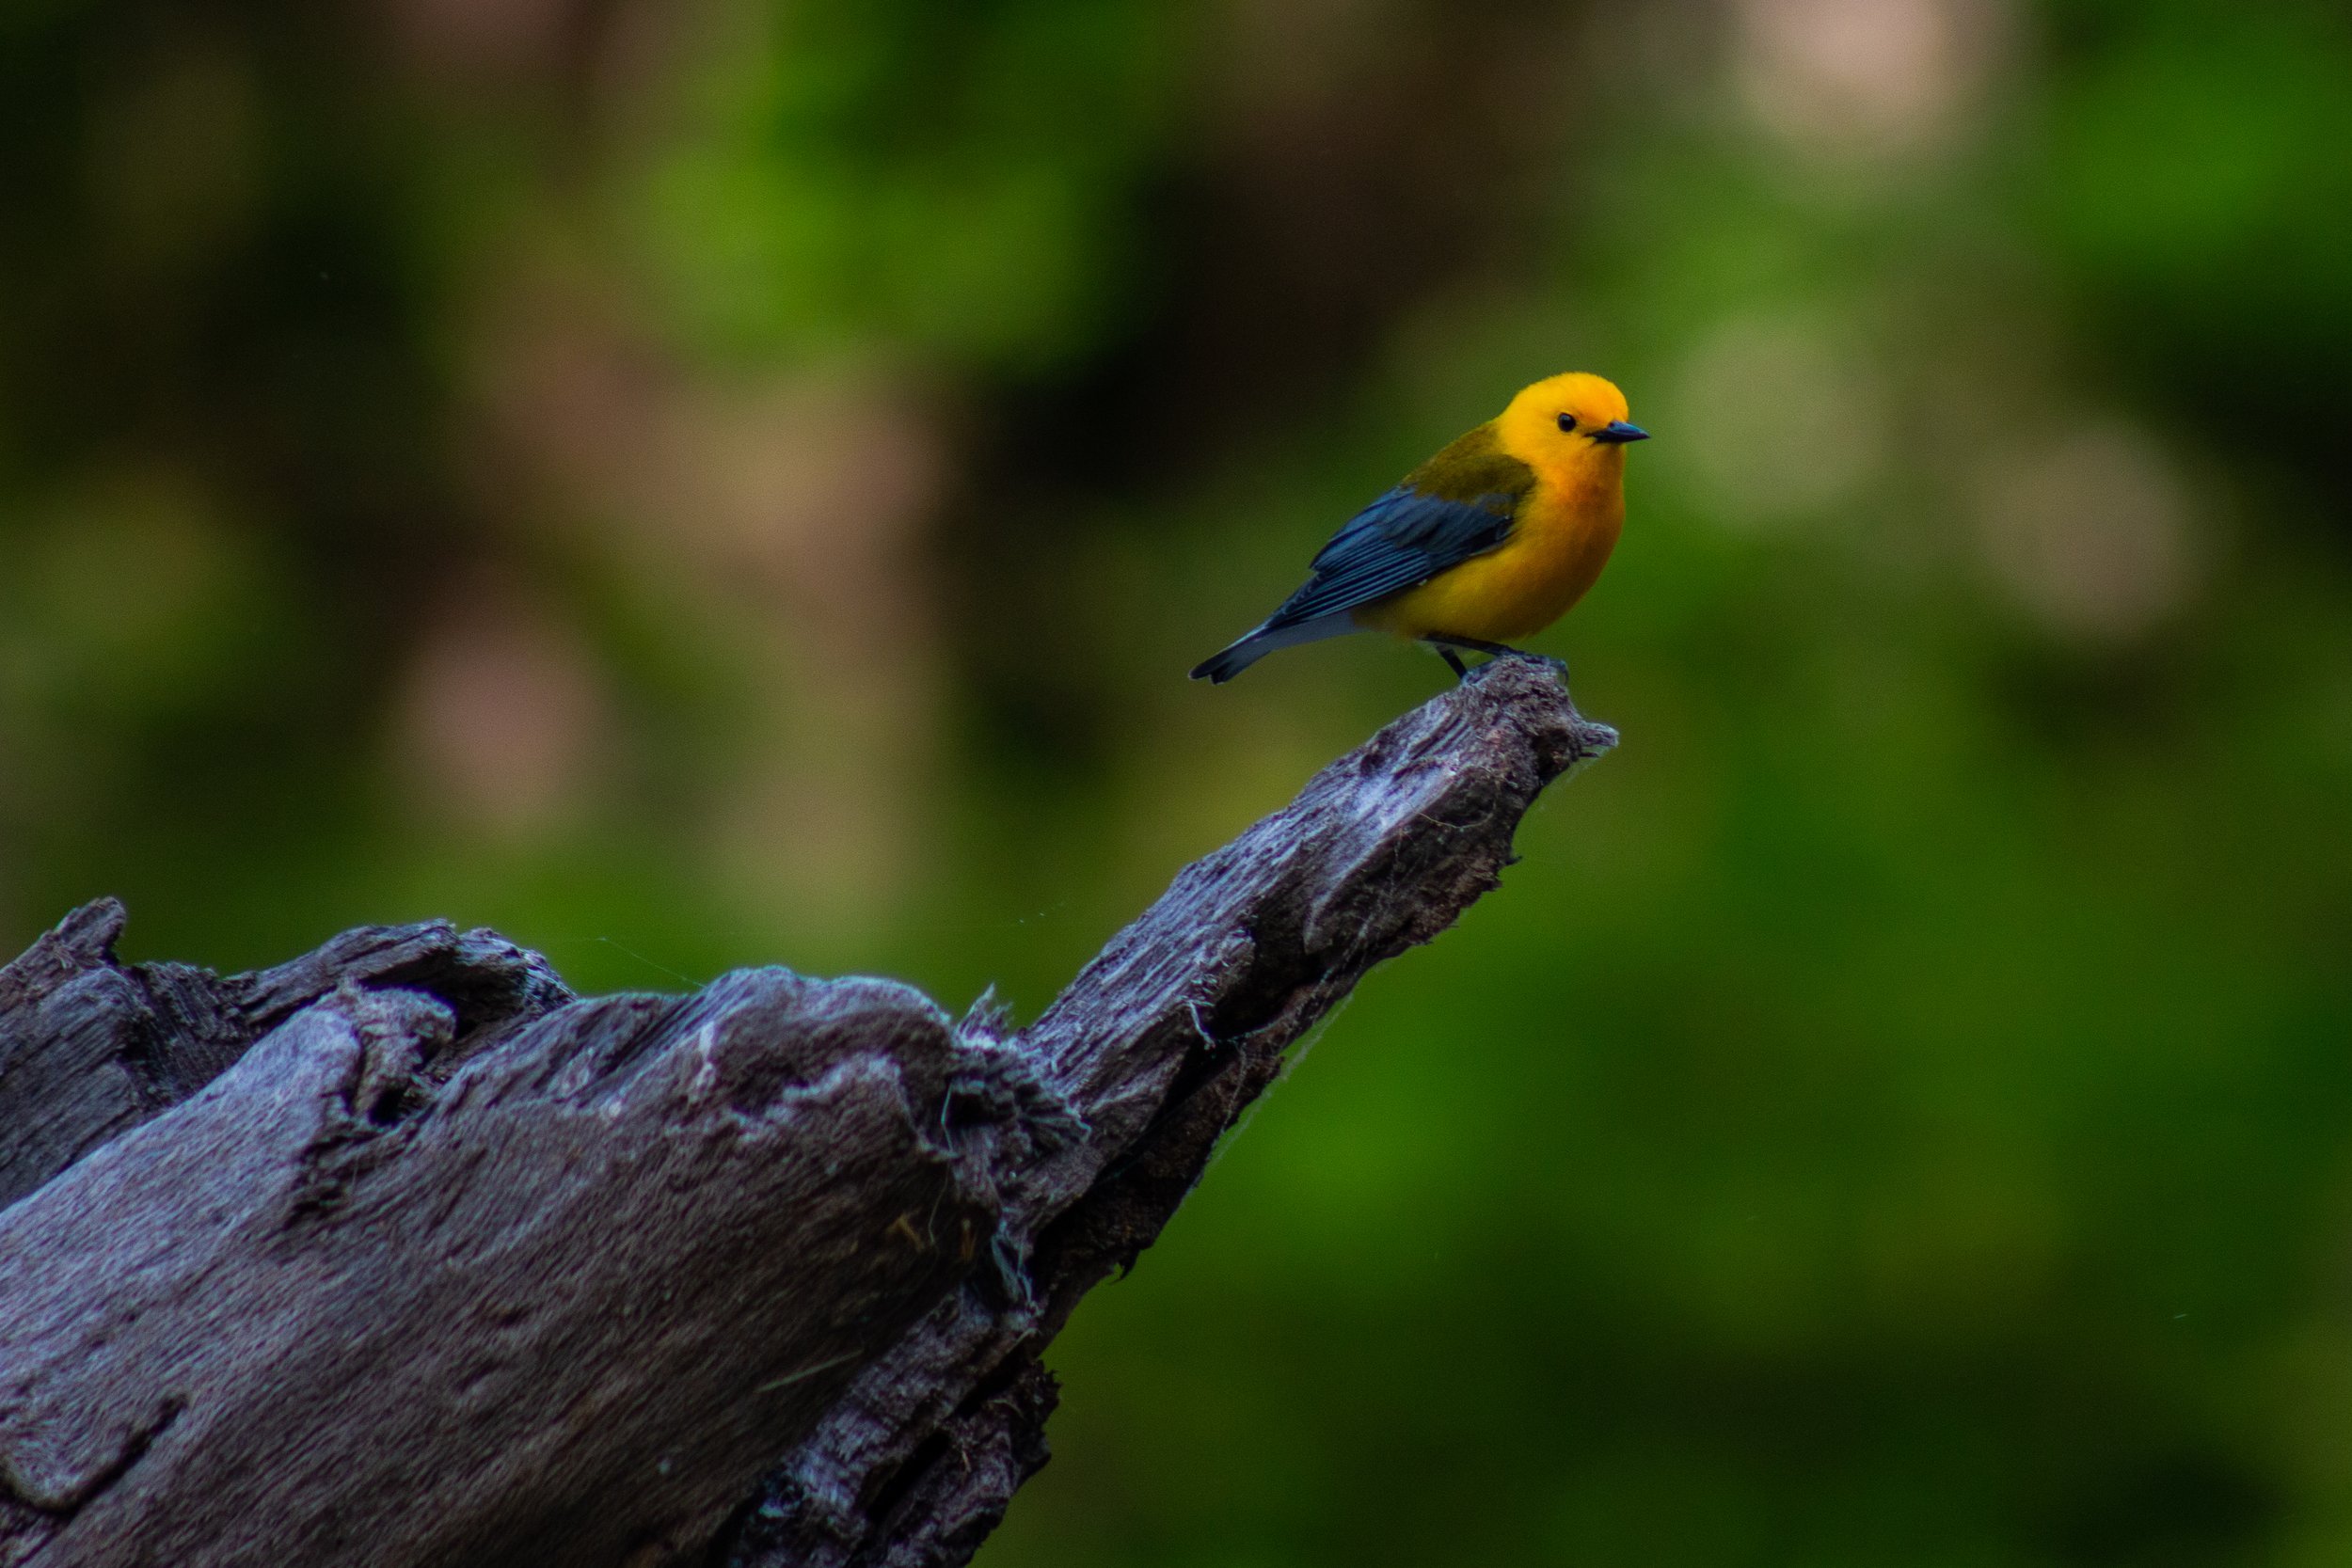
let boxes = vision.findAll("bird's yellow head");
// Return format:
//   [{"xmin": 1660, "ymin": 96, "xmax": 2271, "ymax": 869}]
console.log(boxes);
[{"xmin": 1496, "ymin": 372, "xmax": 1648, "ymax": 483}]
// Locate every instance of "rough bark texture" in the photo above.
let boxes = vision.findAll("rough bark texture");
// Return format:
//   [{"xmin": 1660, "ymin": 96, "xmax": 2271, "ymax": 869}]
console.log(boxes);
[{"xmin": 0, "ymin": 660, "xmax": 1613, "ymax": 1568}]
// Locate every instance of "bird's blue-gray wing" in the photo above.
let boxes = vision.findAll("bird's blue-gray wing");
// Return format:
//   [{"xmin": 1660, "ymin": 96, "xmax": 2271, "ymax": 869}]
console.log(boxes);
[{"xmin": 1257, "ymin": 485, "xmax": 1518, "ymax": 630}]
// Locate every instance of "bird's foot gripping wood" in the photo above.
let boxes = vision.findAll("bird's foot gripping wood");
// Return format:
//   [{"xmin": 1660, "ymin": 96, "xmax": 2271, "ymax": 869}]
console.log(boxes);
[{"xmin": 1423, "ymin": 635, "xmax": 1572, "ymax": 689}]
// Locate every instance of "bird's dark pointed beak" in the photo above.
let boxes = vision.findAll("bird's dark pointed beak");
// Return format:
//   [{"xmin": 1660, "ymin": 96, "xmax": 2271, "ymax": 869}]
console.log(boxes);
[{"xmin": 1592, "ymin": 420, "xmax": 1650, "ymax": 444}]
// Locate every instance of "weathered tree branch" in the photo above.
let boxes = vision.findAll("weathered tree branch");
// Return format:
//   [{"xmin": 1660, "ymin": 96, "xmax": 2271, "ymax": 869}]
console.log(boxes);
[{"xmin": 0, "ymin": 661, "xmax": 1613, "ymax": 1568}]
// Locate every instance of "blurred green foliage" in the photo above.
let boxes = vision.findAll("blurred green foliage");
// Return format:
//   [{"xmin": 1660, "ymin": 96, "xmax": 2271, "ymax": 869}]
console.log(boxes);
[
  {"xmin": 3, "ymin": 1, "xmax": 2350, "ymax": 1564},
  {"xmin": 636, "ymin": 0, "xmax": 1184, "ymax": 364}
]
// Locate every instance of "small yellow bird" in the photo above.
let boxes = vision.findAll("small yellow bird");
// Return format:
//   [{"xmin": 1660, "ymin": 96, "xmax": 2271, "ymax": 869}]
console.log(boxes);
[{"xmin": 1191, "ymin": 372, "xmax": 1647, "ymax": 683}]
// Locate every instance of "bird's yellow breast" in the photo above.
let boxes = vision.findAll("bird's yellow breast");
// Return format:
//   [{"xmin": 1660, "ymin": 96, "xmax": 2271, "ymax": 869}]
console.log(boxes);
[{"xmin": 1354, "ymin": 470, "xmax": 1623, "ymax": 643}]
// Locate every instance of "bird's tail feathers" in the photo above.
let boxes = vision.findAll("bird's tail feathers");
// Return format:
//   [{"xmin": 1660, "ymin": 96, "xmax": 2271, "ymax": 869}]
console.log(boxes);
[
  {"xmin": 1189, "ymin": 641, "xmax": 1264, "ymax": 684},
  {"xmin": 1188, "ymin": 613, "xmax": 1354, "ymax": 683}
]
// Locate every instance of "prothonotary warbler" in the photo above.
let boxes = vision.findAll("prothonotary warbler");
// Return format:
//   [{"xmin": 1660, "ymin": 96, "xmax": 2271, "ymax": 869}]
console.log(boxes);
[{"xmin": 1191, "ymin": 372, "xmax": 1647, "ymax": 683}]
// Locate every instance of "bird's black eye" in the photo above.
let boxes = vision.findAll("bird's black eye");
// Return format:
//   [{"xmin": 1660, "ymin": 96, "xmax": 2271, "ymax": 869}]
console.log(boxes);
[{"xmin": 1556, "ymin": 413, "xmax": 1577, "ymax": 433}]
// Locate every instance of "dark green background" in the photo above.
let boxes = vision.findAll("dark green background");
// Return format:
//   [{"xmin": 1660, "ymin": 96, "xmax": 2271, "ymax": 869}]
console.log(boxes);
[{"xmin": 4, "ymin": 1, "xmax": 2350, "ymax": 1562}]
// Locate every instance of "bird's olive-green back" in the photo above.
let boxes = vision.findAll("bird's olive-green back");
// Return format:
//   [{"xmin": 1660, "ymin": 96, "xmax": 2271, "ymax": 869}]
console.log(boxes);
[{"xmin": 1403, "ymin": 422, "xmax": 1537, "ymax": 507}]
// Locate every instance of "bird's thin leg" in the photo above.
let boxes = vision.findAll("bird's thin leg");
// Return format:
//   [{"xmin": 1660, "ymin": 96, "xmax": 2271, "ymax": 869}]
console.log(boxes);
[
  {"xmin": 1426, "ymin": 634, "xmax": 1570, "ymax": 682},
  {"xmin": 1432, "ymin": 643, "xmax": 1471, "ymax": 680},
  {"xmin": 1425, "ymin": 633, "xmax": 1508, "ymax": 658}
]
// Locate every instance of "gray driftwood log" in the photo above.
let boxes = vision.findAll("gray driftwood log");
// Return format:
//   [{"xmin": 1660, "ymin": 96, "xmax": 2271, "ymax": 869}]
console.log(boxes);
[{"xmin": 0, "ymin": 661, "xmax": 1613, "ymax": 1568}]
